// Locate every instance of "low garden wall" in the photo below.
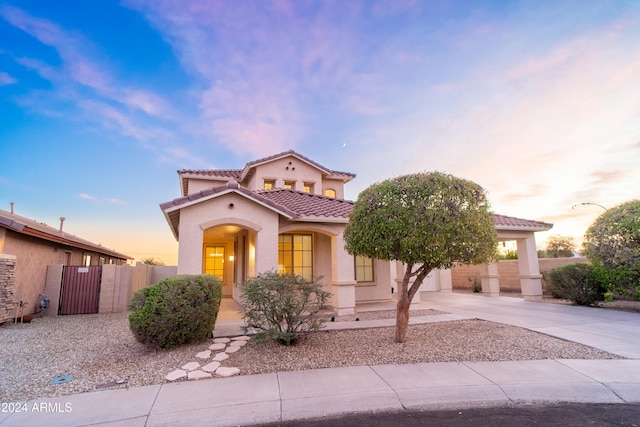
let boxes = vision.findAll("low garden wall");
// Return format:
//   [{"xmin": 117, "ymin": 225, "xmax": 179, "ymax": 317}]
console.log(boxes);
[{"xmin": 451, "ymin": 257, "xmax": 589, "ymax": 293}]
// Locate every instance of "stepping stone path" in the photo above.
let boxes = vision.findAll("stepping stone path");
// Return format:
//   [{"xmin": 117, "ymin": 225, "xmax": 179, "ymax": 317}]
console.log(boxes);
[
  {"xmin": 165, "ymin": 335, "xmax": 251, "ymax": 382},
  {"xmin": 196, "ymin": 350, "xmax": 211, "ymax": 359}
]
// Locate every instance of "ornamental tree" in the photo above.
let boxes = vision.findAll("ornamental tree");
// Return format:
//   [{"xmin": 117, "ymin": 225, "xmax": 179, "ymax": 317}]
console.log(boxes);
[
  {"xmin": 545, "ymin": 235, "xmax": 576, "ymax": 258},
  {"xmin": 583, "ymin": 199, "xmax": 640, "ymax": 299},
  {"xmin": 344, "ymin": 172, "xmax": 497, "ymax": 343}
]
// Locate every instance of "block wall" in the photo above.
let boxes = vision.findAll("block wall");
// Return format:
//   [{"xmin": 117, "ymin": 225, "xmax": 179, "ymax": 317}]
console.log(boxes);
[
  {"xmin": 0, "ymin": 254, "xmax": 17, "ymax": 323},
  {"xmin": 451, "ymin": 257, "xmax": 589, "ymax": 293}
]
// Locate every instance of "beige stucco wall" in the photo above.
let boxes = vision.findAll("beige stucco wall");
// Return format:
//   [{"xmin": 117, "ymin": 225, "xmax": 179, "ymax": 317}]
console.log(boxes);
[
  {"xmin": 246, "ymin": 156, "xmax": 325, "ymax": 193},
  {"xmin": 0, "ymin": 230, "xmax": 78, "ymax": 315},
  {"xmin": 356, "ymin": 258, "xmax": 393, "ymax": 302},
  {"xmin": 0, "ymin": 228, "xmax": 130, "ymax": 316},
  {"xmin": 187, "ymin": 177, "xmax": 229, "ymax": 194},
  {"xmin": 177, "ymin": 192, "xmax": 280, "ymax": 276}
]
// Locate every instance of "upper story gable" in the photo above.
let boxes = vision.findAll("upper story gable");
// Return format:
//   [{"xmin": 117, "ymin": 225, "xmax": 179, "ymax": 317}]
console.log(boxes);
[{"xmin": 178, "ymin": 150, "xmax": 356, "ymax": 199}]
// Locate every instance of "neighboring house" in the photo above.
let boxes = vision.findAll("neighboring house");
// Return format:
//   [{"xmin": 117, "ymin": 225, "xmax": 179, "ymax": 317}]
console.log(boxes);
[
  {"xmin": 0, "ymin": 207, "xmax": 132, "ymax": 319},
  {"xmin": 160, "ymin": 150, "xmax": 552, "ymax": 315}
]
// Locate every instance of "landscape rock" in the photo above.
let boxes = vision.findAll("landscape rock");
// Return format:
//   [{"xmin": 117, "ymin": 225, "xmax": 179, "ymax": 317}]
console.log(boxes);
[
  {"xmin": 225, "ymin": 345, "xmax": 241, "ymax": 354},
  {"xmin": 213, "ymin": 337, "xmax": 231, "ymax": 343},
  {"xmin": 208, "ymin": 343, "xmax": 226, "ymax": 351},
  {"xmin": 187, "ymin": 370, "xmax": 212, "ymax": 380},
  {"xmin": 195, "ymin": 350, "xmax": 211, "ymax": 359},
  {"xmin": 165, "ymin": 370, "xmax": 187, "ymax": 381},
  {"xmin": 201, "ymin": 361, "xmax": 221, "ymax": 372},
  {"xmin": 212, "ymin": 352, "xmax": 229, "ymax": 362},
  {"xmin": 215, "ymin": 367, "xmax": 241, "ymax": 377},
  {"xmin": 181, "ymin": 362, "xmax": 200, "ymax": 371}
]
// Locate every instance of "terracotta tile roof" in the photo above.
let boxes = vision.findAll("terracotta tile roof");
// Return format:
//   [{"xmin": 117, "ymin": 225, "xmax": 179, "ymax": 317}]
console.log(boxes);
[
  {"xmin": 177, "ymin": 169, "xmax": 242, "ymax": 179},
  {"xmin": 493, "ymin": 214, "xmax": 553, "ymax": 230},
  {"xmin": 178, "ymin": 150, "xmax": 355, "ymax": 182},
  {"xmin": 160, "ymin": 181, "xmax": 296, "ymax": 218},
  {"xmin": 161, "ymin": 181, "xmax": 553, "ymax": 238},
  {"xmin": 257, "ymin": 189, "xmax": 354, "ymax": 218},
  {"xmin": 0, "ymin": 209, "xmax": 132, "ymax": 260}
]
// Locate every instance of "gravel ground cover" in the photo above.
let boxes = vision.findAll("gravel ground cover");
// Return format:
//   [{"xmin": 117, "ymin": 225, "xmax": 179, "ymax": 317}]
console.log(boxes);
[{"xmin": 0, "ymin": 308, "xmax": 625, "ymax": 403}]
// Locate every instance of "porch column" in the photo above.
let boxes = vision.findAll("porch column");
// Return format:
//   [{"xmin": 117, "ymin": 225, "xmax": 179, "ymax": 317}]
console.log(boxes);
[
  {"xmin": 480, "ymin": 262, "xmax": 500, "ymax": 296},
  {"xmin": 331, "ymin": 232, "xmax": 356, "ymax": 316},
  {"xmin": 254, "ymin": 224, "xmax": 279, "ymax": 274},
  {"xmin": 516, "ymin": 233, "xmax": 543, "ymax": 301}
]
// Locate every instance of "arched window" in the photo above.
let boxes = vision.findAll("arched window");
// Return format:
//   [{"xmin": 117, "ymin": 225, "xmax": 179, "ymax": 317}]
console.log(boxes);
[{"xmin": 324, "ymin": 188, "xmax": 336, "ymax": 198}]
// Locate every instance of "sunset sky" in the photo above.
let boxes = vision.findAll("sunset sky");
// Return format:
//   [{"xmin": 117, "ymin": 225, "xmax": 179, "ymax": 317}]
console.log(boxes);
[{"xmin": 1, "ymin": 0, "xmax": 639, "ymax": 264}]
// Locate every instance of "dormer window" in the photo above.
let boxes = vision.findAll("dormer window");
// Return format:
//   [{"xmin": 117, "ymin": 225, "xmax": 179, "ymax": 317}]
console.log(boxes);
[
  {"xmin": 303, "ymin": 182, "xmax": 314, "ymax": 193},
  {"xmin": 324, "ymin": 189, "xmax": 336, "ymax": 198},
  {"xmin": 264, "ymin": 179, "xmax": 275, "ymax": 190}
]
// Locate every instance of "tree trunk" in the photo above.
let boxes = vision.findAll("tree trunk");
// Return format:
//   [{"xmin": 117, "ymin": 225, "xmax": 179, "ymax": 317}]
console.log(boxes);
[
  {"xmin": 395, "ymin": 291, "xmax": 410, "ymax": 343},
  {"xmin": 395, "ymin": 265, "xmax": 431, "ymax": 343},
  {"xmin": 394, "ymin": 267, "xmax": 413, "ymax": 343}
]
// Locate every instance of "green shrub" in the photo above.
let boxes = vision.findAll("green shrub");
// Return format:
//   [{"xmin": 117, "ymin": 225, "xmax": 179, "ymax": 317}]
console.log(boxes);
[
  {"xmin": 128, "ymin": 275, "xmax": 222, "ymax": 349},
  {"xmin": 548, "ymin": 263, "xmax": 605, "ymax": 306},
  {"xmin": 241, "ymin": 271, "xmax": 330, "ymax": 345},
  {"xmin": 583, "ymin": 200, "xmax": 640, "ymax": 299}
]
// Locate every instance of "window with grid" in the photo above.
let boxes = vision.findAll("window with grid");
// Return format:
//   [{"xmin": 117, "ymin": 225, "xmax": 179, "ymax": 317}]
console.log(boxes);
[
  {"xmin": 204, "ymin": 246, "xmax": 225, "ymax": 281},
  {"xmin": 278, "ymin": 234, "xmax": 313, "ymax": 281},
  {"xmin": 303, "ymin": 182, "xmax": 314, "ymax": 193},
  {"xmin": 264, "ymin": 180, "xmax": 275, "ymax": 190},
  {"xmin": 324, "ymin": 188, "xmax": 336, "ymax": 198},
  {"xmin": 354, "ymin": 255, "xmax": 374, "ymax": 282}
]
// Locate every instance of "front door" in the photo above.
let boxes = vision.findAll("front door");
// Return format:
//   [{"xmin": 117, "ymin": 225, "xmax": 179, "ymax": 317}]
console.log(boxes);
[{"xmin": 204, "ymin": 245, "xmax": 225, "ymax": 282}]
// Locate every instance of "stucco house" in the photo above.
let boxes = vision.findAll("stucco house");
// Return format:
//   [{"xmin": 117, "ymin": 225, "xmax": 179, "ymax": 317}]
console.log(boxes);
[
  {"xmin": 0, "ymin": 206, "xmax": 132, "ymax": 321},
  {"xmin": 160, "ymin": 150, "xmax": 552, "ymax": 315}
]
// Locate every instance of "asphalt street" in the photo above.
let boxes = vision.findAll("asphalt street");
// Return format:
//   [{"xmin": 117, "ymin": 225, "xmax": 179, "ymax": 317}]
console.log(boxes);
[{"xmin": 257, "ymin": 403, "xmax": 640, "ymax": 427}]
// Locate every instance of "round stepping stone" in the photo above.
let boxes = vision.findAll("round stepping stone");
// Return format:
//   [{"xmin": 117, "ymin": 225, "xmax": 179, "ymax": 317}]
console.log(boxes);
[
  {"xmin": 213, "ymin": 337, "xmax": 231, "ymax": 343},
  {"xmin": 231, "ymin": 335, "xmax": 250, "ymax": 341},
  {"xmin": 188, "ymin": 370, "xmax": 212, "ymax": 380},
  {"xmin": 165, "ymin": 370, "xmax": 187, "ymax": 381},
  {"xmin": 212, "ymin": 352, "xmax": 229, "ymax": 361},
  {"xmin": 181, "ymin": 362, "xmax": 200, "ymax": 371},
  {"xmin": 196, "ymin": 350, "xmax": 211, "ymax": 359},
  {"xmin": 232, "ymin": 340, "xmax": 248, "ymax": 347},
  {"xmin": 201, "ymin": 361, "xmax": 221, "ymax": 373},
  {"xmin": 225, "ymin": 345, "xmax": 241, "ymax": 354},
  {"xmin": 209, "ymin": 343, "xmax": 226, "ymax": 351},
  {"xmin": 215, "ymin": 367, "xmax": 240, "ymax": 378}
]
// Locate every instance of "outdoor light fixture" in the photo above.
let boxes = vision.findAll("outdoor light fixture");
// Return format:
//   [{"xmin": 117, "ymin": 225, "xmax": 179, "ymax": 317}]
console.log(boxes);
[
  {"xmin": 229, "ymin": 255, "xmax": 234, "ymax": 262},
  {"xmin": 571, "ymin": 202, "xmax": 607, "ymax": 211}
]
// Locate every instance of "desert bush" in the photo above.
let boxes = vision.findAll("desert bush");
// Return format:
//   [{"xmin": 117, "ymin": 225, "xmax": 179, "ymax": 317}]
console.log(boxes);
[
  {"xmin": 583, "ymin": 200, "xmax": 640, "ymax": 300},
  {"xmin": 548, "ymin": 263, "xmax": 605, "ymax": 306},
  {"xmin": 129, "ymin": 275, "xmax": 222, "ymax": 349},
  {"xmin": 241, "ymin": 271, "xmax": 330, "ymax": 345}
]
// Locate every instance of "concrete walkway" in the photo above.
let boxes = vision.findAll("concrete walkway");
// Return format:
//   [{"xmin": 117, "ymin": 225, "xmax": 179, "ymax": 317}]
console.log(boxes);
[{"xmin": 2, "ymin": 293, "xmax": 639, "ymax": 427}]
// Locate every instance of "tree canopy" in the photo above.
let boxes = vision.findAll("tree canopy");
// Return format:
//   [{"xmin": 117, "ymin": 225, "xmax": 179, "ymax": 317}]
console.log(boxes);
[
  {"xmin": 344, "ymin": 172, "xmax": 497, "ymax": 342},
  {"xmin": 545, "ymin": 235, "xmax": 576, "ymax": 258},
  {"xmin": 583, "ymin": 199, "xmax": 640, "ymax": 298}
]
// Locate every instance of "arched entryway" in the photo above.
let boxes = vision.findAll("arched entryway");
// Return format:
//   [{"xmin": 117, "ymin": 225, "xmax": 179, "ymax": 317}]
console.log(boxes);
[{"xmin": 201, "ymin": 219, "xmax": 260, "ymax": 298}]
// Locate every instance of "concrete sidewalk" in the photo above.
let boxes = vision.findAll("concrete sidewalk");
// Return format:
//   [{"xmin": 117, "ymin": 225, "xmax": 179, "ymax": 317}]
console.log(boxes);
[{"xmin": 2, "ymin": 293, "xmax": 639, "ymax": 427}]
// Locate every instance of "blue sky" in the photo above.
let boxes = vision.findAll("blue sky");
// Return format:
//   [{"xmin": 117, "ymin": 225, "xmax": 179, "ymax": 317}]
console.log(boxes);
[{"xmin": 1, "ymin": 0, "xmax": 639, "ymax": 264}]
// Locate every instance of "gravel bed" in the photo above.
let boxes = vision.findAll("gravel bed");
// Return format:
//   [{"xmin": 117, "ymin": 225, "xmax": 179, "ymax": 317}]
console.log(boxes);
[
  {"xmin": 0, "ymin": 309, "xmax": 624, "ymax": 403},
  {"xmin": 232, "ymin": 320, "xmax": 623, "ymax": 376}
]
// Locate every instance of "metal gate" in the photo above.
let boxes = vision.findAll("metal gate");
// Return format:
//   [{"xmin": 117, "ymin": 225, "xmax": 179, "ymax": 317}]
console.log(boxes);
[{"xmin": 59, "ymin": 265, "xmax": 102, "ymax": 315}]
